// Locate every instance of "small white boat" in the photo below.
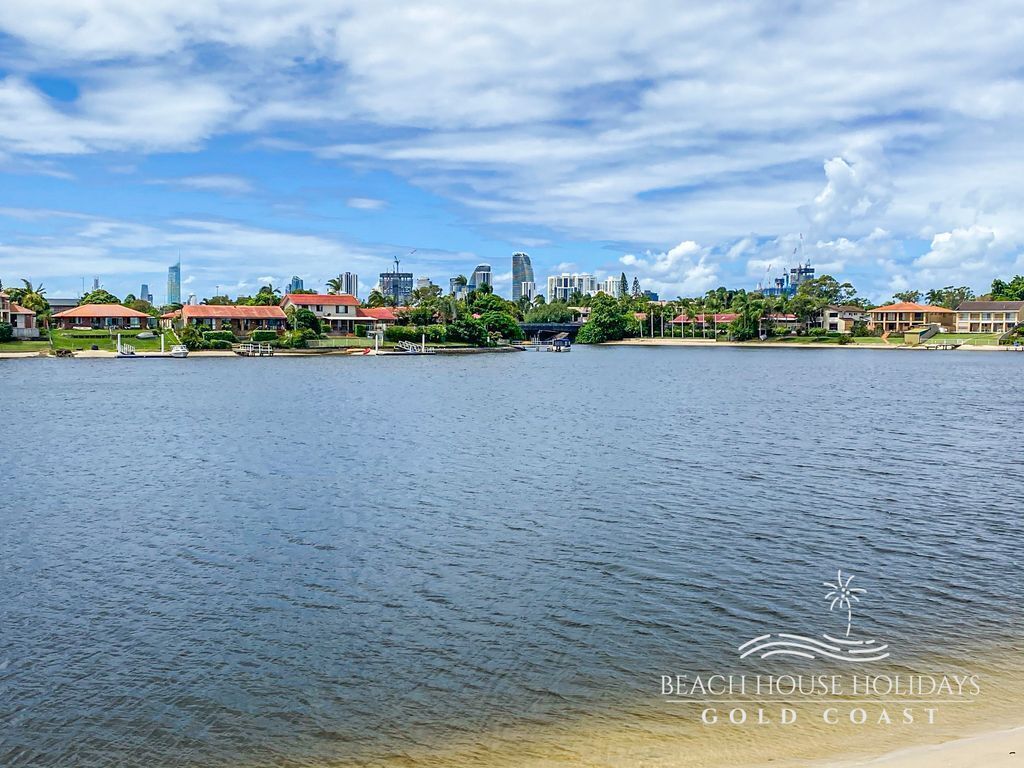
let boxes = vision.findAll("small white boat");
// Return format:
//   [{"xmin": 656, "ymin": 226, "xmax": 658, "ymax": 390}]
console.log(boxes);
[{"xmin": 170, "ymin": 345, "xmax": 189, "ymax": 358}]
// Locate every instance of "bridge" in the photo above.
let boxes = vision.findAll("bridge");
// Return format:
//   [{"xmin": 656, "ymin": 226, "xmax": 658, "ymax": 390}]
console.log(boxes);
[{"xmin": 518, "ymin": 322, "xmax": 585, "ymax": 341}]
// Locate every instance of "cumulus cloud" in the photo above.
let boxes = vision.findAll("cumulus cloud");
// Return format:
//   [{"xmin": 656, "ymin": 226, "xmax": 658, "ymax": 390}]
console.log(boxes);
[
  {"xmin": 620, "ymin": 240, "xmax": 718, "ymax": 297},
  {"xmin": 0, "ymin": 1, "xmax": 1023, "ymax": 292}
]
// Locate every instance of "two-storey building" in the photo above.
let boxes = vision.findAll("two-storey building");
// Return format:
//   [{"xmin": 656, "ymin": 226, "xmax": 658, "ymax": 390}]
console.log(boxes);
[{"xmin": 280, "ymin": 293, "xmax": 361, "ymax": 334}]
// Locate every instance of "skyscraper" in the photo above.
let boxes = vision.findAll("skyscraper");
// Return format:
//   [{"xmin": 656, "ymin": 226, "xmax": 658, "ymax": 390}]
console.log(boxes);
[
  {"xmin": 468, "ymin": 264, "xmax": 492, "ymax": 292},
  {"xmin": 167, "ymin": 261, "xmax": 181, "ymax": 305},
  {"xmin": 512, "ymin": 252, "xmax": 535, "ymax": 301},
  {"xmin": 379, "ymin": 259, "xmax": 413, "ymax": 305},
  {"xmin": 287, "ymin": 275, "xmax": 304, "ymax": 293},
  {"xmin": 140, "ymin": 283, "xmax": 153, "ymax": 304},
  {"xmin": 341, "ymin": 272, "xmax": 359, "ymax": 297},
  {"xmin": 546, "ymin": 273, "xmax": 597, "ymax": 303}
]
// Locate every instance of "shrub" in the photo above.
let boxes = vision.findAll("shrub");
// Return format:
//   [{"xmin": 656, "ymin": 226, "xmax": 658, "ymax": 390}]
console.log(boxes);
[
  {"xmin": 385, "ymin": 324, "xmax": 447, "ymax": 343},
  {"xmin": 208, "ymin": 339, "xmax": 232, "ymax": 349},
  {"xmin": 447, "ymin": 318, "xmax": 489, "ymax": 346},
  {"xmin": 838, "ymin": 335, "xmax": 854, "ymax": 345},
  {"xmin": 202, "ymin": 329, "xmax": 237, "ymax": 343},
  {"xmin": 250, "ymin": 330, "xmax": 278, "ymax": 342},
  {"xmin": 0, "ymin": 322, "xmax": 12, "ymax": 343},
  {"xmin": 479, "ymin": 311, "xmax": 524, "ymax": 340},
  {"xmin": 807, "ymin": 327, "xmax": 828, "ymax": 337}
]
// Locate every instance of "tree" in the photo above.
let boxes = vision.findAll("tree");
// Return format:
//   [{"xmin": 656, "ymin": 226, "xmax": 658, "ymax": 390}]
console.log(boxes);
[
  {"xmin": 326, "ymin": 276, "xmax": 345, "ymax": 294},
  {"xmin": 246, "ymin": 284, "xmax": 281, "ymax": 306},
  {"xmin": 797, "ymin": 275, "xmax": 858, "ymax": 305},
  {"xmin": 631, "ymin": 276, "xmax": 642, "ymax": 299},
  {"xmin": 0, "ymin": 322, "xmax": 12, "ymax": 342},
  {"xmin": 448, "ymin": 317, "xmax": 489, "ymax": 346},
  {"xmin": 619, "ymin": 272, "xmax": 629, "ymax": 299},
  {"xmin": 532, "ymin": 294, "xmax": 546, "ymax": 307},
  {"xmin": 988, "ymin": 276, "xmax": 1024, "ymax": 301},
  {"xmin": 892, "ymin": 290, "xmax": 921, "ymax": 304},
  {"xmin": 13, "ymin": 279, "xmax": 50, "ymax": 318},
  {"xmin": 365, "ymin": 289, "xmax": 386, "ymax": 307},
  {"xmin": 78, "ymin": 288, "xmax": 120, "ymax": 305},
  {"xmin": 479, "ymin": 311, "xmax": 524, "ymax": 340},
  {"xmin": 287, "ymin": 307, "xmax": 321, "ymax": 334},
  {"xmin": 575, "ymin": 293, "xmax": 638, "ymax": 344},
  {"xmin": 204, "ymin": 295, "xmax": 234, "ymax": 305},
  {"xmin": 525, "ymin": 302, "xmax": 575, "ymax": 323},
  {"xmin": 925, "ymin": 286, "xmax": 975, "ymax": 309}
]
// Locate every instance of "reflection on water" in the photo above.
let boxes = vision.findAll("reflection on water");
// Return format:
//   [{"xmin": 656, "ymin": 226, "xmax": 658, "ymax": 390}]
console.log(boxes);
[{"xmin": 1, "ymin": 348, "xmax": 1022, "ymax": 767}]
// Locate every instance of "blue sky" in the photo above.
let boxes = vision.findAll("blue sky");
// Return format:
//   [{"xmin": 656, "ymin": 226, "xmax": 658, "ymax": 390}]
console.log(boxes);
[{"xmin": 1, "ymin": 2, "xmax": 1022, "ymax": 303}]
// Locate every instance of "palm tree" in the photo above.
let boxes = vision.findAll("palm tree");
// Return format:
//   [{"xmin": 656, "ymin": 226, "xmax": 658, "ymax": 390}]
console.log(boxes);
[
  {"xmin": 17, "ymin": 279, "xmax": 50, "ymax": 321},
  {"xmin": 366, "ymin": 289, "xmax": 386, "ymax": 308},
  {"xmin": 705, "ymin": 296, "xmax": 720, "ymax": 339},
  {"xmin": 326, "ymin": 276, "xmax": 344, "ymax": 294}
]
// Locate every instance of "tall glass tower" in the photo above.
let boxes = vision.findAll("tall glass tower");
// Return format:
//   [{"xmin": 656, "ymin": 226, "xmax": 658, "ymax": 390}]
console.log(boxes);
[
  {"xmin": 512, "ymin": 252, "xmax": 535, "ymax": 301},
  {"xmin": 167, "ymin": 260, "xmax": 181, "ymax": 305},
  {"xmin": 468, "ymin": 264, "xmax": 492, "ymax": 292}
]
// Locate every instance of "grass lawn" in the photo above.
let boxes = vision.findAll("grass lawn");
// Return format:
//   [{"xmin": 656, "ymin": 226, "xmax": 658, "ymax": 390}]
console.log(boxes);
[
  {"xmin": 927, "ymin": 332, "xmax": 1001, "ymax": 346},
  {"xmin": 0, "ymin": 340, "xmax": 51, "ymax": 352},
  {"xmin": 50, "ymin": 328, "xmax": 177, "ymax": 352}
]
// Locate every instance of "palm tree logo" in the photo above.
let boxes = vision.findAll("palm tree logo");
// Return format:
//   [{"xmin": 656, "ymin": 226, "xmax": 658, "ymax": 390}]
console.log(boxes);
[{"xmin": 823, "ymin": 570, "xmax": 866, "ymax": 637}]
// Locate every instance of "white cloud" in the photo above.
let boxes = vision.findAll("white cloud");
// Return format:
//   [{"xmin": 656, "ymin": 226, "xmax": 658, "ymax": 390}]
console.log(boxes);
[
  {"xmin": 0, "ymin": 1, "xmax": 1023, "ymax": 293},
  {"xmin": 346, "ymin": 197, "xmax": 386, "ymax": 210},
  {"xmin": 619, "ymin": 240, "xmax": 718, "ymax": 297},
  {"xmin": 154, "ymin": 174, "xmax": 254, "ymax": 194}
]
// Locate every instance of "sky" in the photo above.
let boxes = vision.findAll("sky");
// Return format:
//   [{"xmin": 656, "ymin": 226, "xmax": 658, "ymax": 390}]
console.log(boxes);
[{"xmin": 0, "ymin": 1, "xmax": 1022, "ymax": 304}]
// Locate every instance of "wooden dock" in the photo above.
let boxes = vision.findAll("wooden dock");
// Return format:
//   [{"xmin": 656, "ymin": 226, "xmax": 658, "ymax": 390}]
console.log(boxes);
[{"xmin": 234, "ymin": 342, "xmax": 274, "ymax": 357}]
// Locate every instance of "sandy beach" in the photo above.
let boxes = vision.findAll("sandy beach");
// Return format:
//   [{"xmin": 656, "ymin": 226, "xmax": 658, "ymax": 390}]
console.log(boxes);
[{"xmin": 828, "ymin": 725, "xmax": 1022, "ymax": 767}]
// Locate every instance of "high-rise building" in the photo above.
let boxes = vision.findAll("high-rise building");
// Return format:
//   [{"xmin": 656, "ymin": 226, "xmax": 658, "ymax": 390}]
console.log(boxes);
[
  {"xmin": 468, "ymin": 264, "xmax": 492, "ymax": 292},
  {"xmin": 341, "ymin": 272, "xmax": 359, "ymax": 297},
  {"xmin": 379, "ymin": 260, "xmax": 413, "ymax": 305},
  {"xmin": 167, "ymin": 261, "xmax": 181, "ymax": 305},
  {"xmin": 546, "ymin": 273, "xmax": 596, "ymax": 303},
  {"xmin": 92, "ymin": 277, "xmax": 100, "ymax": 291},
  {"xmin": 287, "ymin": 275, "xmax": 304, "ymax": 293},
  {"xmin": 449, "ymin": 276, "xmax": 468, "ymax": 300},
  {"xmin": 599, "ymin": 277, "xmax": 621, "ymax": 298},
  {"xmin": 415, "ymin": 276, "xmax": 434, "ymax": 290},
  {"xmin": 511, "ymin": 252, "xmax": 535, "ymax": 302},
  {"xmin": 140, "ymin": 283, "xmax": 153, "ymax": 304}
]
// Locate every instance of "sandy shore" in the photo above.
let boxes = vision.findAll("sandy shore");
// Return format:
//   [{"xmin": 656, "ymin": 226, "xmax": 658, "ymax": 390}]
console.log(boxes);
[
  {"xmin": 605, "ymin": 338, "xmax": 1009, "ymax": 351},
  {"xmin": 827, "ymin": 725, "xmax": 1023, "ymax": 767}
]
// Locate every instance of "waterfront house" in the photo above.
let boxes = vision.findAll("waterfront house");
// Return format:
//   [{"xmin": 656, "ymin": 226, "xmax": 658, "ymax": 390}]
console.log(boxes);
[
  {"xmin": 818, "ymin": 305, "xmax": 871, "ymax": 333},
  {"xmin": 0, "ymin": 291, "xmax": 9, "ymax": 326},
  {"xmin": 867, "ymin": 302, "xmax": 955, "ymax": 333},
  {"xmin": 46, "ymin": 297, "xmax": 78, "ymax": 316},
  {"xmin": 355, "ymin": 306, "xmax": 397, "ymax": 331},
  {"xmin": 159, "ymin": 309, "xmax": 181, "ymax": 329},
  {"xmin": 671, "ymin": 312, "xmax": 740, "ymax": 329},
  {"xmin": 10, "ymin": 304, "xmax": 39, "ymax": 338},
  {"xmin": 280, "ymin": 293, "xmax": 360, "ymax": 334},
  {"xmin": 52, "ymin": 303, "xmax": 153, "ymax": 330},
  {"xmin": 954, "ymin": 301, "xmax": 1024, "ymax": 334},
  {"xmin": 180, "ymin": 304, "xmax": 287, "ymax": 335}
]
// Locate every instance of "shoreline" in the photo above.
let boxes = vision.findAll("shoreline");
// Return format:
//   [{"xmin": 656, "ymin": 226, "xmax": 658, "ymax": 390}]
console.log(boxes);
[
  {"xmin": 825, "ymin": 724, "xmax": 1023, "ymax": 767},
  {"xmin": 604, "ymin": 338, "xmax": 1011, "ymax": 351}
]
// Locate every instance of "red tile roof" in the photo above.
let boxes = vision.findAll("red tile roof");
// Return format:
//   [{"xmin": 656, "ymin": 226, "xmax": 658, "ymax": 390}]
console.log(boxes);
[
  {"xmin": 11, "ymin": 303, "xmax": 35, "ymax": 315},
  {"xmin": 160, "ymin": 310, "xmax": 181, "ymax": 319},
  {"xmin": 53, "ymin": 303, "xmax": 152, "ymax": 318},
  {"xmin": 282, "ymin": 293, "xmax": 359, "ymax": 306},
  {"xmin": 356, "ymin": 307, "xmax": 397, "ymax": 320},
  {"xmin": 182, "ymin": 305, "xmax": 286, "ymax": 320},
  {"xmin": 869, "ymin": 302, "xmax": 954, "ymax": 314}
]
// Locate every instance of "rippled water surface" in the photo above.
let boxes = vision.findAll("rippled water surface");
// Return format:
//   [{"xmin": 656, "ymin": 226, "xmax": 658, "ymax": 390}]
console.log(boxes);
[{"xmin": 2, "ymin": 347, "xmax": 1022, "ymax": 767}]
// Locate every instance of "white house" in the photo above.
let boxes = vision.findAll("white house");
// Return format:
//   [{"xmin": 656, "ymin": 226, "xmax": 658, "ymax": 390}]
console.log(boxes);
[
  {"xmin": 280, "ymin": 293, "xmax": 361, "ymax": 334},
  {"xmin": 954, "ymin": 301, "xmax": 1024, "ymax": 334}
]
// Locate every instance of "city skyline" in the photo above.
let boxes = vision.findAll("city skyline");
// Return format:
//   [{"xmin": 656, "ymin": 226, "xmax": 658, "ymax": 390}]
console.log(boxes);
[{"xmin": 1, "ymin": 4, "xmax": 1022, "ymax": 304}]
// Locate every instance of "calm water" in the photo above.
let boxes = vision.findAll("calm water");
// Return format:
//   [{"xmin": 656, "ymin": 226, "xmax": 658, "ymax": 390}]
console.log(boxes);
[{"xmin": 1, "ymin": 347, "xmax": 1022, "ymax": 767}]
